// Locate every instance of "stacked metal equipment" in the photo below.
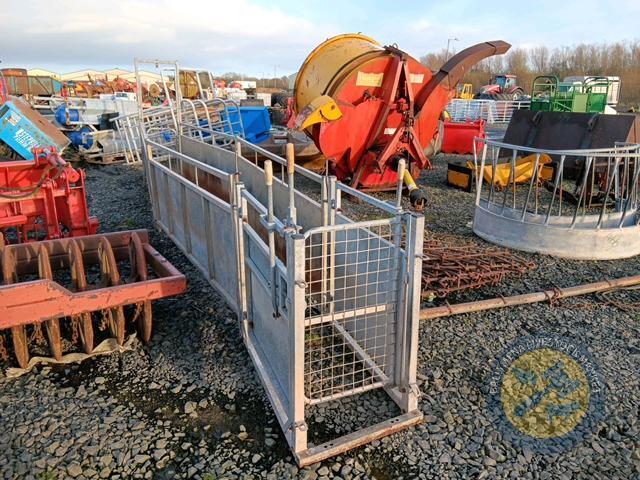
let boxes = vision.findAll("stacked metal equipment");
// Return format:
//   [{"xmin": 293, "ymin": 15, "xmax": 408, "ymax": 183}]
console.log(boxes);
[
  {"xmin": 0, "ymin": 147, "xmax": 98, "ymax": 243},
  {"xmin": 0, "ymin": 151, "xmax": 187, "ymax": 367},
  {"xmin": 115, "ymin": 60, "xmax": 244, "ymax": 165},
  {"xmin": 135, "ymin": 60, "xmax": 425, "ymax": 466}
]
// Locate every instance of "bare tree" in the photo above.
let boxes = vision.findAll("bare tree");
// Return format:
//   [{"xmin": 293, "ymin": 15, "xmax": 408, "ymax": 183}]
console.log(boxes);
[
  {"xmin": 530, "ymin": 46, "xmax": 550, "ymax": 72},
  {"xmin": 420, "ymin": 50, "xmax": 448, "ymax": 71},
  {"xmin": 419, "ymin": 38, "xmax": 640, "ymax": 106}
]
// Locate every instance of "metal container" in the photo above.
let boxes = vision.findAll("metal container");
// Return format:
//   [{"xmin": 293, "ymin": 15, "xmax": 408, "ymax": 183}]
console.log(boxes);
[{"xmin": 0, "ymin": 96, "xmax": 70, "ymax": 159}]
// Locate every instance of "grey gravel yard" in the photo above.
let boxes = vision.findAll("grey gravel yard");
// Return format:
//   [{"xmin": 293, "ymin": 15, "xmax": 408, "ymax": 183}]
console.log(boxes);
[{"xmin": 0, "ymin": 156, "xmax": 639, "ymax": 480}]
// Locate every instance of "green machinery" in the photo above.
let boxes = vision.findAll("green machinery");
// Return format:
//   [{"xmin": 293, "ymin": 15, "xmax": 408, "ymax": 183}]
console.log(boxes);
[{"xmin": 530, "ymin": 75, "xmax": 618, "ymax": 113}]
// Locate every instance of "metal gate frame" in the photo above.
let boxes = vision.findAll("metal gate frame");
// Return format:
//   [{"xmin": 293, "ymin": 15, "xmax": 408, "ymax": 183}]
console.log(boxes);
[{"xmin": 139, "ymin": 108, "xmax": 424, "ymax": 465}]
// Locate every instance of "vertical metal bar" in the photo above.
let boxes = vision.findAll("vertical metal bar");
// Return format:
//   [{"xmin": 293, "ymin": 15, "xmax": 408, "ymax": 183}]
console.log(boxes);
[
  {"xmin": 534, "ymin": 159, "xmax": 540, "ymax": 215},
  {"xmin": 559, "ymin": 166, "xmax": 564, "ymax": 216},
  {"xmin": 186, "ymin": 99, "xmax": 203, "ymax": 141},
  {"xmin": 234, "ymin": 141, "xmax": 241, "ymax": 173},
  {"xmin": 619, "ymin": 155, "xmax": 640, "ymax": 227},
  {"xmin": 328, "ymin": 176, "xmax": 338, "ymax": 315},
  {"xmin": 320, "ymin": 175, "xmax": 329, "ymax": 311},
  {"xmin": 631, "ymin": 157, "xmax": 640, "ymax": 208},
  {"xmin": 395, "ymin": 212, "xmax": 424, "ymax": 412},
  {"xmin": 203, "ymin": 197, "xmax": 215, "ymax": 281},
  {"xmin": 264, "ymin": 161, "xmax": 279, "ymax": 317},
  {"xmin": 200, "ymin": 100, "xmax": 212, "ymax": 136},
  {"xmin": 234, "ymin": 179, "xmax": 250, "ymax": 328},
  {"xmin": 159, "ymin": 68, "xmax": 179, "ymax": 147},
  {"xmin": 545, "ymin": 155, "xmax": 565, "ymax": 224},
  {"xmin": 475, "ymin": 143, "xmax": 488, "ymax": 206},
  {"xmin": 391, "ymin": 215, "xmax": 406, "ymax": 387},
  {"xmin": 144, "ymin": 145, "xmax": 160, "ymax": 223},
  {"xmin": 571, "ymin": 156, "xmax": 593, "ymax": 228},
  {"xmin": 287, "ymin": 232, "xmax": 308, "ymax": 453},
  {"xmin": 134, "ymin": 59, "xmax": 143, "ymax": 121},
  {"xmin": 286, "ymin": 143, "xmax": 297, "ymax": 227},
  {"xmin": 173, "ymin": 64, "xmax": 184, "ymax": 153},
  {"xmin": 127, "ymin": 116, "xmax": 142, "ymax": 163},
  {"xmin": 512, "ymin": 148, "xmax": 518, "ymax": 209},
  {"xmin": 488, "ymin": 147, "xmax": 498, "ymax": 203},
  {"xmin": 620, "ymin": 155, "xmax": 630, "ymax": 209},
  {"xmin": 521, "ymin": 153, "xmax": 540, "ymax": 221},
  {"xmin": 614, "ymin": 156, "xmax": 621, "ymax": 202},
  {"xmin": 501, "ymin": 149, "xmax": 517, "ymax": 213},
  {"xmin": 596, "ymin": 156, "xmax": 621, "ymax": 229}
]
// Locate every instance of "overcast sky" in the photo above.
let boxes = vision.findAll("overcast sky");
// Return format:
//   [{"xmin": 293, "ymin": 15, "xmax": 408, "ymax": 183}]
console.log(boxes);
[{"xmin": 2, "ymin": 0, "xmax": 637, "ymax": 76}]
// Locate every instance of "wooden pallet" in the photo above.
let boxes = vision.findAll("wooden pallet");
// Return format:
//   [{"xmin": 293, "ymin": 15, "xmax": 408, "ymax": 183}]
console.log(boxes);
[{"xmin": 83, "ymin": 151, "xmax": 128, "ymax": 165}]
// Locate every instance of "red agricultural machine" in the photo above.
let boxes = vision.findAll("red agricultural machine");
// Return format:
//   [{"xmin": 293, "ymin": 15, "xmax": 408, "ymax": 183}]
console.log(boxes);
[
  {"xmin": 0, "ymin": 147, "xmax": 98, "ymax": 244},
  {"xmin": 292, "ymin": 34, "xmax": 510, "ymax": 207},
  {"xmin": 476, "ymin": 74, "xmax": 525, "ymax": 100},
  {"xmin": 0, "ymin": 147, "xmax": 186, "ymax": 368}
]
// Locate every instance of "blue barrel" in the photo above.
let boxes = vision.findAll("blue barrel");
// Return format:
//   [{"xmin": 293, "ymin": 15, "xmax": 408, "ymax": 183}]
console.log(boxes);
[
  {"xmin": 55, "ymin": 105, "xmax": 80, "ymax": 126},
  {"xmin": 67, "ymin": 127, "xmax": 93, "ymax": 149}
]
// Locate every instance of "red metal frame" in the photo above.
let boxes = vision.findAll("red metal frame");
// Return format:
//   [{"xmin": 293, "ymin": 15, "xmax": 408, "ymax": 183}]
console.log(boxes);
[
  {"xmin": 441, "ymin": 120, "xmax": 486, "ymax": 155},
  {"xmin": 0, "ymin": 147, "xmax": 98, "ymax": 243},
  {"xmin": 0, "ymin": 230, "xmax": 185, "ymax": 329}
]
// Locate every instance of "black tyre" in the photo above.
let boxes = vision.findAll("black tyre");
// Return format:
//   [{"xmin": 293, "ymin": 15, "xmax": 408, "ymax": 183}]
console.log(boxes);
[{"xmin": 271, "ymin": 91, "xmax": 292, "ymax": 108}]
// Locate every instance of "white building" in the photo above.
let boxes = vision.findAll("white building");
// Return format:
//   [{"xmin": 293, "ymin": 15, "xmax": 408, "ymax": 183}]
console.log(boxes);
[{"xmin": 27, "ymin": 68, "xmax": 61, "ymax": 80}]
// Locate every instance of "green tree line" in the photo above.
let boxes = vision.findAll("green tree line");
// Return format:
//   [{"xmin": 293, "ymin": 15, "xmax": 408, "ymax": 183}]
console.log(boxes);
[{"xmin": 420, "ymin": 40, "xmax": 640, "ymax": 108}]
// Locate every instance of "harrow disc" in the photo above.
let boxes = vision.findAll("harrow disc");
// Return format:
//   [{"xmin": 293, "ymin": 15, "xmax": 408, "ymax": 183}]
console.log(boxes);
[
  {"xmin": 98, "ymin": 237, "xmax": 126, "ymax": 345},
  {"xmin": 37, "ymin": 246, "xmax": 63, "ymax": 360},
  {"xmin": 68, "ymin": 240, "xmax": 94, "ymax": 354},
  {"xmin": 128, "ymin": 232, "xmax": 153, "ymax": 343}
]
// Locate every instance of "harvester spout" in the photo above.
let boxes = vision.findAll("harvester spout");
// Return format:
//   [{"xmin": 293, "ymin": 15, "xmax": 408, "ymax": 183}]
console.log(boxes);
[{"xmin": 415, "ymin": 40, "xmax": 511, "ymax": 115}]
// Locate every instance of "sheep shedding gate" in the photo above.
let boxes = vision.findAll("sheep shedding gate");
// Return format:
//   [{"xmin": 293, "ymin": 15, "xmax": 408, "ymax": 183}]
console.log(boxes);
[{"xmin": 137, "ymin": 104, "xmax": 424, "ymax": 465}]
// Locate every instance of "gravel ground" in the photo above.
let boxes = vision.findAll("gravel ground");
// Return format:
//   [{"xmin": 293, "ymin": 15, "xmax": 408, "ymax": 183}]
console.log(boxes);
[{"xmin": 0, "ymin": 156, "xmax": 639, "ymax": 480}]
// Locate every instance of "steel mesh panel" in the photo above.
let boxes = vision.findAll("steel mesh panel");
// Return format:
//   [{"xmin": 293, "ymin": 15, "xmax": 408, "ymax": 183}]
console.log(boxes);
[{"xmin": 304, "ymin": 222, "xmax": 402, "ymax": 404}]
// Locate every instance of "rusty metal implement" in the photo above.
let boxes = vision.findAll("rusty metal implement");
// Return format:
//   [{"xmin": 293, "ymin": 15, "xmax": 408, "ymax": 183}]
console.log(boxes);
[
  {"xmin": 422, "ymin": 237, "xmax": 535, "ymax": 298},
  {"xmin": 0, "ymin": 229, "xmax": 186, "ymax": 368}
]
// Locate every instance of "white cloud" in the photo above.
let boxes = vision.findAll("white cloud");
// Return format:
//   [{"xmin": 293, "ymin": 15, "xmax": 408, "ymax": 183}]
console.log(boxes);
[
  {"xmin": 2, "ymin": 0, "xmax": 635, "ymax": 76},
  {"xmin": 3, "ymin": 0, "xmax": 339, "ymax": 75}
]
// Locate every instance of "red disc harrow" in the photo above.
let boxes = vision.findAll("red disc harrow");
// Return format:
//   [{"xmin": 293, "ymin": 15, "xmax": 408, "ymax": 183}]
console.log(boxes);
[{"xmin": 0, "ymin": 230, "xmax": 186, "ymax": 368}]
